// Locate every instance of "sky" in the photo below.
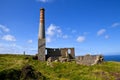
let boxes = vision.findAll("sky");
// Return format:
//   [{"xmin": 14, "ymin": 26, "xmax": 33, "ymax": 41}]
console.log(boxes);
[{"xmin": 0, "ymin": 0, "xmax": 120, "ymax": 55}]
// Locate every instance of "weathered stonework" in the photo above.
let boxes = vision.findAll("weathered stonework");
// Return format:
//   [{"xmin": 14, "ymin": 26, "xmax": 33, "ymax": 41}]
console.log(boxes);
[
  {"xmin": 46, "ymin": 48, "xmax": 75, "ymax": 61},
  {"xmin": 38, "ymin": 8, "xmax": 46, "ymax": 61},
  {"xmin": 38, "ymin": 39, "xmax": 45, "ymax": 61},
  {"xmin": 76, "ymin": 54, "xmax": 104, "ymax": 66}
]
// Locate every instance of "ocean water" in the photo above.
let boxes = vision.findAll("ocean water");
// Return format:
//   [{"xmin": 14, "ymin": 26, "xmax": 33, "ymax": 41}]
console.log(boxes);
[{"xmin": 104, "ymin": 55, "xmax": 120, "ymax": 62}]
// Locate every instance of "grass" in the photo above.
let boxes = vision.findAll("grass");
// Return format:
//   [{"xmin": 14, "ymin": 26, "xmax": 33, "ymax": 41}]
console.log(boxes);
[{"xmin": 0, "ymin": 54, "xmax": 120, "ymax": 80}]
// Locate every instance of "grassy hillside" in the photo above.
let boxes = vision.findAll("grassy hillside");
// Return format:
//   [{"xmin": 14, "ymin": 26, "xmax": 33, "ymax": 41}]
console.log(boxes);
[{"xmin": 0, "ymin": 54, "xmax": 120, "ymax": 80}]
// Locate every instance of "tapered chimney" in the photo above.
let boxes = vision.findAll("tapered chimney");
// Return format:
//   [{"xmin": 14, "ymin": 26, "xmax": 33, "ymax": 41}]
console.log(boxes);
[
  {"xmin": 38, "ymin": 8, "xmax": 46, "ymax": 61},
  {"xmin": 38, "ymin": 8, "xmax": 45, "ymax": 39}
]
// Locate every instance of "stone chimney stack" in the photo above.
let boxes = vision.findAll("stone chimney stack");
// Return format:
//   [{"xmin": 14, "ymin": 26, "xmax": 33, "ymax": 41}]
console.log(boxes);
[
  {"xmin": 38, "ymin": 8, "xmax": 45, "ymax": 39},
  {"xmin": 38, "ymin": 8, "xmax": 46, "ymax": 61}
]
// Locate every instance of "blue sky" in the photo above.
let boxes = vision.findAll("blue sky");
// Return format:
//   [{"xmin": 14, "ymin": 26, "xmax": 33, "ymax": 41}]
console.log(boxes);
[{"xmin": 0, "ymin": 0, "xmax": 120, "ymax": 55}]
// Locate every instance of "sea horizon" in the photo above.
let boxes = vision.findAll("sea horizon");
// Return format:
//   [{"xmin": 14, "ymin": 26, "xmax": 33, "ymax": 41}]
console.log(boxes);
[{"xmin": 104, "ymin": 55, "xmax": 120, "ymax": 62}]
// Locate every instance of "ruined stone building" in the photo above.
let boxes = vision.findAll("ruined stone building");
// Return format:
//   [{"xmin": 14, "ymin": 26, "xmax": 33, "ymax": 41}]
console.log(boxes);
[
  {"xmin": 38, "ymin": 8, "xmax": 103, "ymax": 65},
  {"xmin": 76, "ymin": 54, "xmax": 104, "ymax": 66},
  {"xmin": 46, "ymin": 48, "xmax": 75, "ymax": 61},
  {"xmin": 38, "ymin": 8, "xmax": 75, "ymax": 61}
]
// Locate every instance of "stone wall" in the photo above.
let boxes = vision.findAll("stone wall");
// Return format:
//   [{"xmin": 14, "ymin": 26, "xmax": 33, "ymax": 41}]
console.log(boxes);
[
  {"xmin": 76, "ymin": 54, "xmax": 104, "ymax": 66},
  {"xmin": 46, "ymin": 48, "xmax": 75, "ymax": 61},
  {"xmin": 38, "ymin": 39, "xmax": 46, "ymax": 61},
  {"xmin": 46, "ymin": 48, "xmax": 61, "ymax": 60}
]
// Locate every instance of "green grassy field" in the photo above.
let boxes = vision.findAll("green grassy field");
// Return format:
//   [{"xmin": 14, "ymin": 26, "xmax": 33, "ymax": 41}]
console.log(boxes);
[{"xmin": 0, "ymin": 54, "xmax": 120, "ymax": 80}]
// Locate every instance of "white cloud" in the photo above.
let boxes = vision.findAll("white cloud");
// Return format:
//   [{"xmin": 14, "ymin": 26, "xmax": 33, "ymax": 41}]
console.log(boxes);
[
  {"xmin": 46, "ymin": 24, "xmax": 57, "ymax": 36},
  {"xmin": 0, "ymin": 24, "xmax": 10, "ymax": 33},
  {"xmin": 97, "ymin": 29, "xmax": 106, "ymax": 36},
  {"xmin": 0, "ymin": 42, "xmax": 37, "ymax": 54},
  {"xmin": 36, "ymin": 0, "xmax": 50, "ymax": 3},
  {"xmin": 105, "ymin": 35, "xmax": 109, "ymax": 39},
  {"xmin": 46, "ymin": 37, "xmax": 51, "ymax": 43},
  {"xmin": 63, "ymin": 35, "xmax": 68, "ymax": 39},
  {"xmin": 0, "ymin": 43, "xmax": 22, "ymax": 54},
  {"xmin": 112, "ymin": 22, "xmax": 120, "ymax": 27},
  {"xmin": 46, "ymin": 24, "xmax": 64, "ymax": 43},
  {"xmin": 2, "ymin": 34, "xmax": 16, "ymax": 41},
  {"xmin": 57, "ymin": 29, "xmax": 62, "ymax": 33},
  {"xmin": 28, "ymin": 40, "xmax": 33, "ymax": 43},
  {"xmin": 76, "ymin": 36, "xmax": 85, "ymax": 43},
  {"xmin": 46, "ymin": 24, "xmax": 71, "ymax": 42}
]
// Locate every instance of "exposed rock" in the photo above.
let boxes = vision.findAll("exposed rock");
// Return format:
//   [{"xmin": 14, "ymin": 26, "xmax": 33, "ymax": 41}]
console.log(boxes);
[
  {"xmin": 54, "ymin": 59, "xmax": 59, "ymax": 62},
  {"xmin": 47, "ymin": 57, "xmax": 53, "ymax": 67},
  {"xmin": 46, "ymin": 56, "xmax": 70, "ymax": 64},
  {"xmin": 58, "ymin": 57, "xmax": 69, "ymax": 63}
]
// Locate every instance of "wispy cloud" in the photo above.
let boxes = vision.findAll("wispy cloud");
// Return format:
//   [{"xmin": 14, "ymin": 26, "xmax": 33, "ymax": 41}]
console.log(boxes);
[
  {"xmin": 97, "ymin": 29, "xmax": 110, "ymax": 39},
  {"xmin": 97, "ymin": 29, "xmax": 106, "ymax": 36},
  {"xmin": 0, "ymin": 42, "xmax": 37, "ymax": 54},
  {"xmin": 28, "ymin": 39, "xmax": 33, "ymax": 43},
  {"xmin": 0, "ymin": 24, "xmax": 36, "ymax": 54},
  {"xmin": 46, "ymin": 24, "xmax": 70, "ymax": 43},
  {"xmin": 62, "ymin": 35, "xmax": 68, "ymax": 39},
  {"xmin": 0, "ymin": 43, "xmax": 22, "ymax": 54},
  {"xmin": 46, "ymin": 37, "xmax": 51, "ymax": 43},
  {"xmin": 0, "ymin": 24, "xmax": 17, "ymax": 42},
  {"xmin": 2, "ymin": 34, "xmax": 16, "ymax": 41},
  {"xmin": 46, "ymin": 24, "xmax": 61, "ymax": 36},
  {"xmin": 105, "ymin": 35, "xmax": 109, "ymax": 39},
  {"xmin": 0, "ymin": 24, "xmax": 10, "ymax": 33},
  {"xmin": 111, "ymin": 22, "xmax": 120, "ymax": 28},
  {"xmin": 76, "ymin": 36, "xmax": 85, "ymax": 43},
  {"xmin": 46, "ymin": 24, "xmax": 64, "ymax": 43},
  {"xmin": 36, "ymin": 0, "xmax": 51, "ymax": 3}
]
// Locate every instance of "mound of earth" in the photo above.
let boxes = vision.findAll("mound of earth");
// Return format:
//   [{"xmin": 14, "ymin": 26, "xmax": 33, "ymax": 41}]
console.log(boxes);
[{"xmin": 0, "ymin": 64, "xmax": 46, "ymax": 80}]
